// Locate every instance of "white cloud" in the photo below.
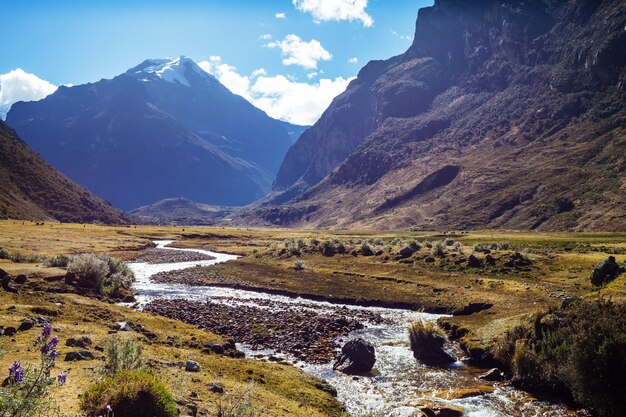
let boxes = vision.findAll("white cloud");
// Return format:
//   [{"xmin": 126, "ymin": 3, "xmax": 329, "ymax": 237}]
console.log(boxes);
[
  {"xmin": 293, "ymin": 0, "xmax": 373, "ymax": 27},
  {"xmin": 307, "ymin": 72, "xmax": 319, "ymax": 79},
  {"xmin": 266, "ymin": 34, "xmax": 332, "ymax": 69},
  {"xmin": 348, "ymin": 57, "xmax": 358, "ymax": 64},
  {"xmin": 198, "ymin": 56, "xmax": 353, "ymax": 125},
  {"xmin": 275, "ymin": 12, "xmax": 286, "ymax": 19},
  {"xmin": 0, "ymin": 68, "xmax": 57, "ymax": 117},
  {"xmin": 259, "ymin": 34, "xmax": 272, "ymax": 40},
  {"xmin": 392, "ymin": 30, "xmax": 413, "ymax": 41}
]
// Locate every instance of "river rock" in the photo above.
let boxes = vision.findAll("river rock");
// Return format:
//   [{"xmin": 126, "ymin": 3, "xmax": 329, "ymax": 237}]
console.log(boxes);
[
  {"xmin": 333, "ymin": 338, "xmax": 375, "ymax": 374},
  {"xmin": 479, "ymin": 368, "xmax": 504, "ymax": 381},
  {"xmin": 590, "ymin": 256, "xmax": 623, "ymax": 286},
  {"xmin": 418, "ymin": 402, "xmax": 464, "ymax": 417}
]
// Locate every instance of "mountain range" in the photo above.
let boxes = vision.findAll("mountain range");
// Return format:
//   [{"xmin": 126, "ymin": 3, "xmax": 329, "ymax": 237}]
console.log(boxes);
[
  {"xmin": 232, "ymin": 0, "xmax": 626, "ymax": 231},
  {"xmin": 0, "ymin": 120, "xmax": 126, "ymax": 223},
  {"xmin": 6, "ymin": 57, "xmax": 304, "ymax": 211}
]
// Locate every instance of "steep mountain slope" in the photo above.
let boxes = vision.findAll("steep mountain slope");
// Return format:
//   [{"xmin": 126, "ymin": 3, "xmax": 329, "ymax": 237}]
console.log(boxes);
[
  {"xmin": 240, "ymin": 0, "xmax": 626, "ymax": 231},
  {"xmin": 0, "ymin": 121, "xmax": 126, "ymax": 223},
  {"xmin": 128, "ymin": 197, "xmax": 235, "ymax": 225},
  {"xmin": 6, "ymin": 57, "xmax": 294, "ymax": 210}
]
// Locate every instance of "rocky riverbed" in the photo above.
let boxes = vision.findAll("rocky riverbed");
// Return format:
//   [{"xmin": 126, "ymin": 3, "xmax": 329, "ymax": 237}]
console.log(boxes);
[
  {"xmin": 144, "ymin": 297, "xmax": 385, "ymax": 362},
  {"xmin": 133, "ymin": 248, "xmax": 215, "ymax": 264}
]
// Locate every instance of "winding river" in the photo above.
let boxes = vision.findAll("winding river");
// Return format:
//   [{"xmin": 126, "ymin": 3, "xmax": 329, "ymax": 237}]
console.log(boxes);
[{"xmin": 128, "ymin": 240, "xmax": 580, "ymax": 417}]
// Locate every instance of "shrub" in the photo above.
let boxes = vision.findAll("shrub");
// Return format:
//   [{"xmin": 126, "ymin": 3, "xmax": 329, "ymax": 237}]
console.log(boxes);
[
  {"xmin": 81, "ymin": 370, "xmax": 177, "ymax": 417},
  {"xmin": 293, "ymin": 260, "xmax": 305, "ymax": 271},
  {"xmin": 44, "ymin": 254, "xmax": 71, "ymax": 268},
  {"xmin": 497, "ymin": 241, "xmax": 511, "ymax": 250},
  {"xmin": 494, "ymin": 299, "xmax": 626, "ymax": 416},
  {"xmin": 67, "ymin": 253, "xmax": 134, "ymax": 296},
  {"xmin": 104, "ymin": 338, "xmax": 143, "ymax": 377},
  {"xmin": 431, "ymin": 241, "xmax": 446, "ymax": 257},
  {"xmin": 444, "ymin": 238, "xmax": 456, "ymax": 246},
  {"xmin": 0, "ymin": 248, "xmax": 12, "ymax": 260}
]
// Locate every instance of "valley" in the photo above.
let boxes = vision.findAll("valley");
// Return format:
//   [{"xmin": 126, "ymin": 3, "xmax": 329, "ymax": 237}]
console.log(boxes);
[{"xmin": 1, "ymin": 221, "xmax": 624, "ymax": 416}]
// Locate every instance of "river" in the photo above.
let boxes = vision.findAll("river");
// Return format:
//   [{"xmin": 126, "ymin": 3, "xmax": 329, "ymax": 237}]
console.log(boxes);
[{"xmin": 127, "ymin": 240, "xmax": 581, "ymax": 417}]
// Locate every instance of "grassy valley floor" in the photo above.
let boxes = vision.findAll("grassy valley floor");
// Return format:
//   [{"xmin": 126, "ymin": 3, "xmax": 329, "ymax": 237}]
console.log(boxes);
[{"xmin": 0, "ymin": 221, "xmax": 625, "ymax": 415}]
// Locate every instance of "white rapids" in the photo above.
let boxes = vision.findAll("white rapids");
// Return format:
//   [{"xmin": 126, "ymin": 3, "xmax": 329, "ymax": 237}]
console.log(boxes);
[{"xmin": 127, "ymin": 240, "xmax": 580, "ymax": 417}]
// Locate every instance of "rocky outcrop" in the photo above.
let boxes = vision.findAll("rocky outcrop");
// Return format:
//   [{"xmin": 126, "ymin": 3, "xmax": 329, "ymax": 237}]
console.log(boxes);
[
  {"xmin": 332, "ymin": 338, "xmax": 376, "ymax": 374},
  {"xmin": 590, "ymin": 256, "xmax": 624, "ymax": 286},
  {"xmin": 236, "ymin": 0, "xmax": 626, "ymax": 231}
]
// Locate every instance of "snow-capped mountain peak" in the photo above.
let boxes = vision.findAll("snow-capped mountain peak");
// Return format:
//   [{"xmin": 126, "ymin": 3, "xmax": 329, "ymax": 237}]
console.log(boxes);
[{"xmin": 126, "ymin": 56, "xmax": 209, "ymax": 87}]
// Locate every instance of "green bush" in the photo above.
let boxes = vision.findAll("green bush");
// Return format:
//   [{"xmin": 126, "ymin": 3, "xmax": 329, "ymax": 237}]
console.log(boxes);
[
  {"xmin": 104, "ymin": 338, "xmax": 143, "ymax": 376},
  {"xmin": 81, "ymin": 370, "xmax": 177, "ymax": 417},
  {"xmin": 494, "ymin": 299, "xmax": 626, "ymax": 416},
  {"xmin": 44, "ymin": 254, "xmax": 71, "ymax": 268},
  {"xmin": 67, "ymin": 253, "xmax": 134, "ymax": 296}
]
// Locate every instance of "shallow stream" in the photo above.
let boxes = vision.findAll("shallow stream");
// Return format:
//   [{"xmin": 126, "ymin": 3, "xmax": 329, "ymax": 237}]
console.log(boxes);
[{"xmin": 128, "ymin": 240, "xmax": 580, "ymax": 417}]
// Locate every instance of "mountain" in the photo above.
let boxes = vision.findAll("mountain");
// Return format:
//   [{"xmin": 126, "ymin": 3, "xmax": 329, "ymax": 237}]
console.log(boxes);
[
  {"xmin": 6, "ymin": 57, "xmax": 296, "ymax": 211},
  {"xmin": 235, "ymin": 0, "xmax": 626, "ymax": 231},
  {"xmin": 128, "ymin": 197, "xmax": 235, "ymax": 225},
  {"xmin": 280, "ymin": 121, "xmax": 310, "ymax": 144},
  {"xmin": 0, "ymin": 120, "xmax": 126, "ymax": 223}
]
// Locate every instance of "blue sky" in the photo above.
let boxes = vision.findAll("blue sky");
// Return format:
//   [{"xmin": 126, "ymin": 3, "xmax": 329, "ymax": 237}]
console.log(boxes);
[{"xmin": 1, "ymin": 0, "xmax": 433, "ymax": 124}]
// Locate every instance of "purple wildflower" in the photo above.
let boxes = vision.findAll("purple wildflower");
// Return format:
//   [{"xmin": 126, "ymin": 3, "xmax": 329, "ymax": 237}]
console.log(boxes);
[
  {"xmin": 9, "ymin": 361, "xmax": 24, "ymax": 385},
  {"xmin": 49, "ymin": 336, "xmax": 59, "ymax": 349},
  {"xmin": 57, "ymin": 371, "xmax": 67, "ymax": 386},
  {"xmin": 42, "ymin": 322, "xmax": 52, "ymax": 339}
]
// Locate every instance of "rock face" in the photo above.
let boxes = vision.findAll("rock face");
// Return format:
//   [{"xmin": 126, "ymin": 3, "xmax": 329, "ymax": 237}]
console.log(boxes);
[
  {"xmin": 590, "ymin": 256, "xmax": 624, "ymax": 286},
  {"xmin": 6, "ymin": 57, "xmax": 299, "ymax": 211},
  {"xmin": 0, "ymin": 121, "xmax": 126, "ymax": 223},
  {"xmin": 236, "ymin": 0, "xmax": 626, "ymax": 231},
  {"xmin": 332, "ymin": 338, "xmax": 376, "ymax": 374}
]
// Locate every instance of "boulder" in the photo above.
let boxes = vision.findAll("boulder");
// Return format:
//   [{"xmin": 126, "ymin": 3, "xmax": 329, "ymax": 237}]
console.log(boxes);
[
  {"xmin": 332, "ymin": 338, "xmax": 375, "ymax": 374},
  {"xmin": 14, "ymin": 274, "xmax": 27, "ymax": 284},
  {"xmin": 17, "ymin": 318, "xmax": 36, "ymax": 332},
  {"xmin": 1, "ymin": 276, "xmax": 17, "ymax": 293},
  {"xmin": 0, "ymin": 268, "xmax": 7, "ymax": 279},
  {"xmin": 467, "ymin": 254, "xmax": 483, "ymax": 268},
  {"xmin": 419, "ymin": 402, "xmax": 464, "ymax": 417},
  {"xmin": 115, "ymin": 321, "xmax": 133, "ymax": 332},
  {"xmin": 65, "ymin": 350, "xmax": 95, "ymax": 361},
  {"xmin": 478, "ymin": 368, "xmax": 504, "ymax": 381},
  {"xmin": 485, "ymin": 254, "xmax": 496, "ymax": 266},
  {"xmin": 399, "ymin": 246, "xmax": 415, "ymax": 259},
  {"xmin": 590, "ymin": 256, "xmax": 623, "ymax": 286},
  {"xmin": 185, "ymin": 360, "xmax": 201, "ymax": 372}
]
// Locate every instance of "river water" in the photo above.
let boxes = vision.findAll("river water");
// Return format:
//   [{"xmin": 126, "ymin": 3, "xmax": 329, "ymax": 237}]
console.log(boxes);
[{"xmin": 128, "ymin": 240, "xmax": 581, "ymax": 417}]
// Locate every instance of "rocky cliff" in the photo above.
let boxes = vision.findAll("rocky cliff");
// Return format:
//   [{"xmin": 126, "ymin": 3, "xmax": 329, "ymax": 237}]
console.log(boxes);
[{"xmin": 240, "ymin": 0, "xmax": 626, "ymax": 231}]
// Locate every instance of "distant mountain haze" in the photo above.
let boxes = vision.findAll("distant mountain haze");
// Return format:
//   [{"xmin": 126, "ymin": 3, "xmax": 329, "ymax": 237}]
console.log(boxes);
[{"xmin": 6, "ymin": 57, "xmax": 305, "ymax": 211}]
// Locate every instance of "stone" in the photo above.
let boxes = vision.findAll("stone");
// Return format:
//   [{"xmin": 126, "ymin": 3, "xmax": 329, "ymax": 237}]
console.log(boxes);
[
  {"xmin": 115, "ymin": 321, "xmax": 133, "ymax": 332},
  {"xmin": 467, "ymin": 254, "xmax": 483, "ymax": 268},
  {"xmin": 332, "ymin": 338, "xmax": 376, "ymax": 375},
  {"xmin": 14, "ymin": 274, "xmax": 27, "ymax": 284},
  {"xmin": 399, "ymin": 246, "xmax": 415, "ymax": 259},
  {"xmin": 208, "ymin": 383, "xmax": 224, "ymax": 394},
  {"xmin": 1, "ymin": 276, "xmax": 17, "ymax": 293},
  {"xmin": 66, "ymin": 336, "xmax": 93, "ymax": 348},
  {"xmin": 0, "ymin": 268, "xmax": 7, "ymax": 279},
  {"xmin": 3, "ymin": 327, "xmax": 17, "ymax": 336},
  {"xmin": 185, "ymin": 360, "xmax": 201, "ymax": 372},
  {"xmin": 478, "ymin": 368, "xmax": 504, "ymax": 382},
  {"xmin": 590, "ymin": 256, "xmax": 622, "ymax": 286},
  {"xmin": 17, "ymin": 319, "xmax": 36, "ymax": 332},
  {"xmin": 64, "ymin": 350, "xmax": 95, "ymax": 361},
  {"xmin": 419, "ymin": 402, "xmax": 464, "ymax": 417}
]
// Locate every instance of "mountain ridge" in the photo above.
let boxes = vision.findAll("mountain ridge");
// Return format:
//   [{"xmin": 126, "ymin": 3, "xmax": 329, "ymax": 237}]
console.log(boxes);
[
  {"xmin": 0, "ymin": 120, "xmax": 127, "ymax": 223},
  {"xmin": 233, "ymin": 0, "xmax": 626, "ymax": 231},
  {"xmin": 6, "ymin": 57, "xmax": 299, "ymax": 211}
]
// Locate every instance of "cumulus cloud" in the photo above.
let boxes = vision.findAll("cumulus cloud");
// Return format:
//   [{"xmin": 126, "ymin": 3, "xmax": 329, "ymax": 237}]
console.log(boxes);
[
  {"xmin": 0, "ymin": 68, "xmax": 57, "ymax": 118},
  {"xmin": 293, "ymin": 0, "xmax": 373, "ymax": 27},
  {"xmin": 259, "ymin": 33, "xmax": 272, "ymax": 40},
  {"xmin": 275, "ymin": 12, "xmax": 286, "ymax": 19},
  {"xmin": 348, "ymin": 57, "xmax": 358, "ymax": 64},
  {"xmin": 266, "ymin": 34, "xmax": 332, "ymax": 69},
  {"xmin": 198, "ymin": 56, "xmax": 353, "ymax": 125}
]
